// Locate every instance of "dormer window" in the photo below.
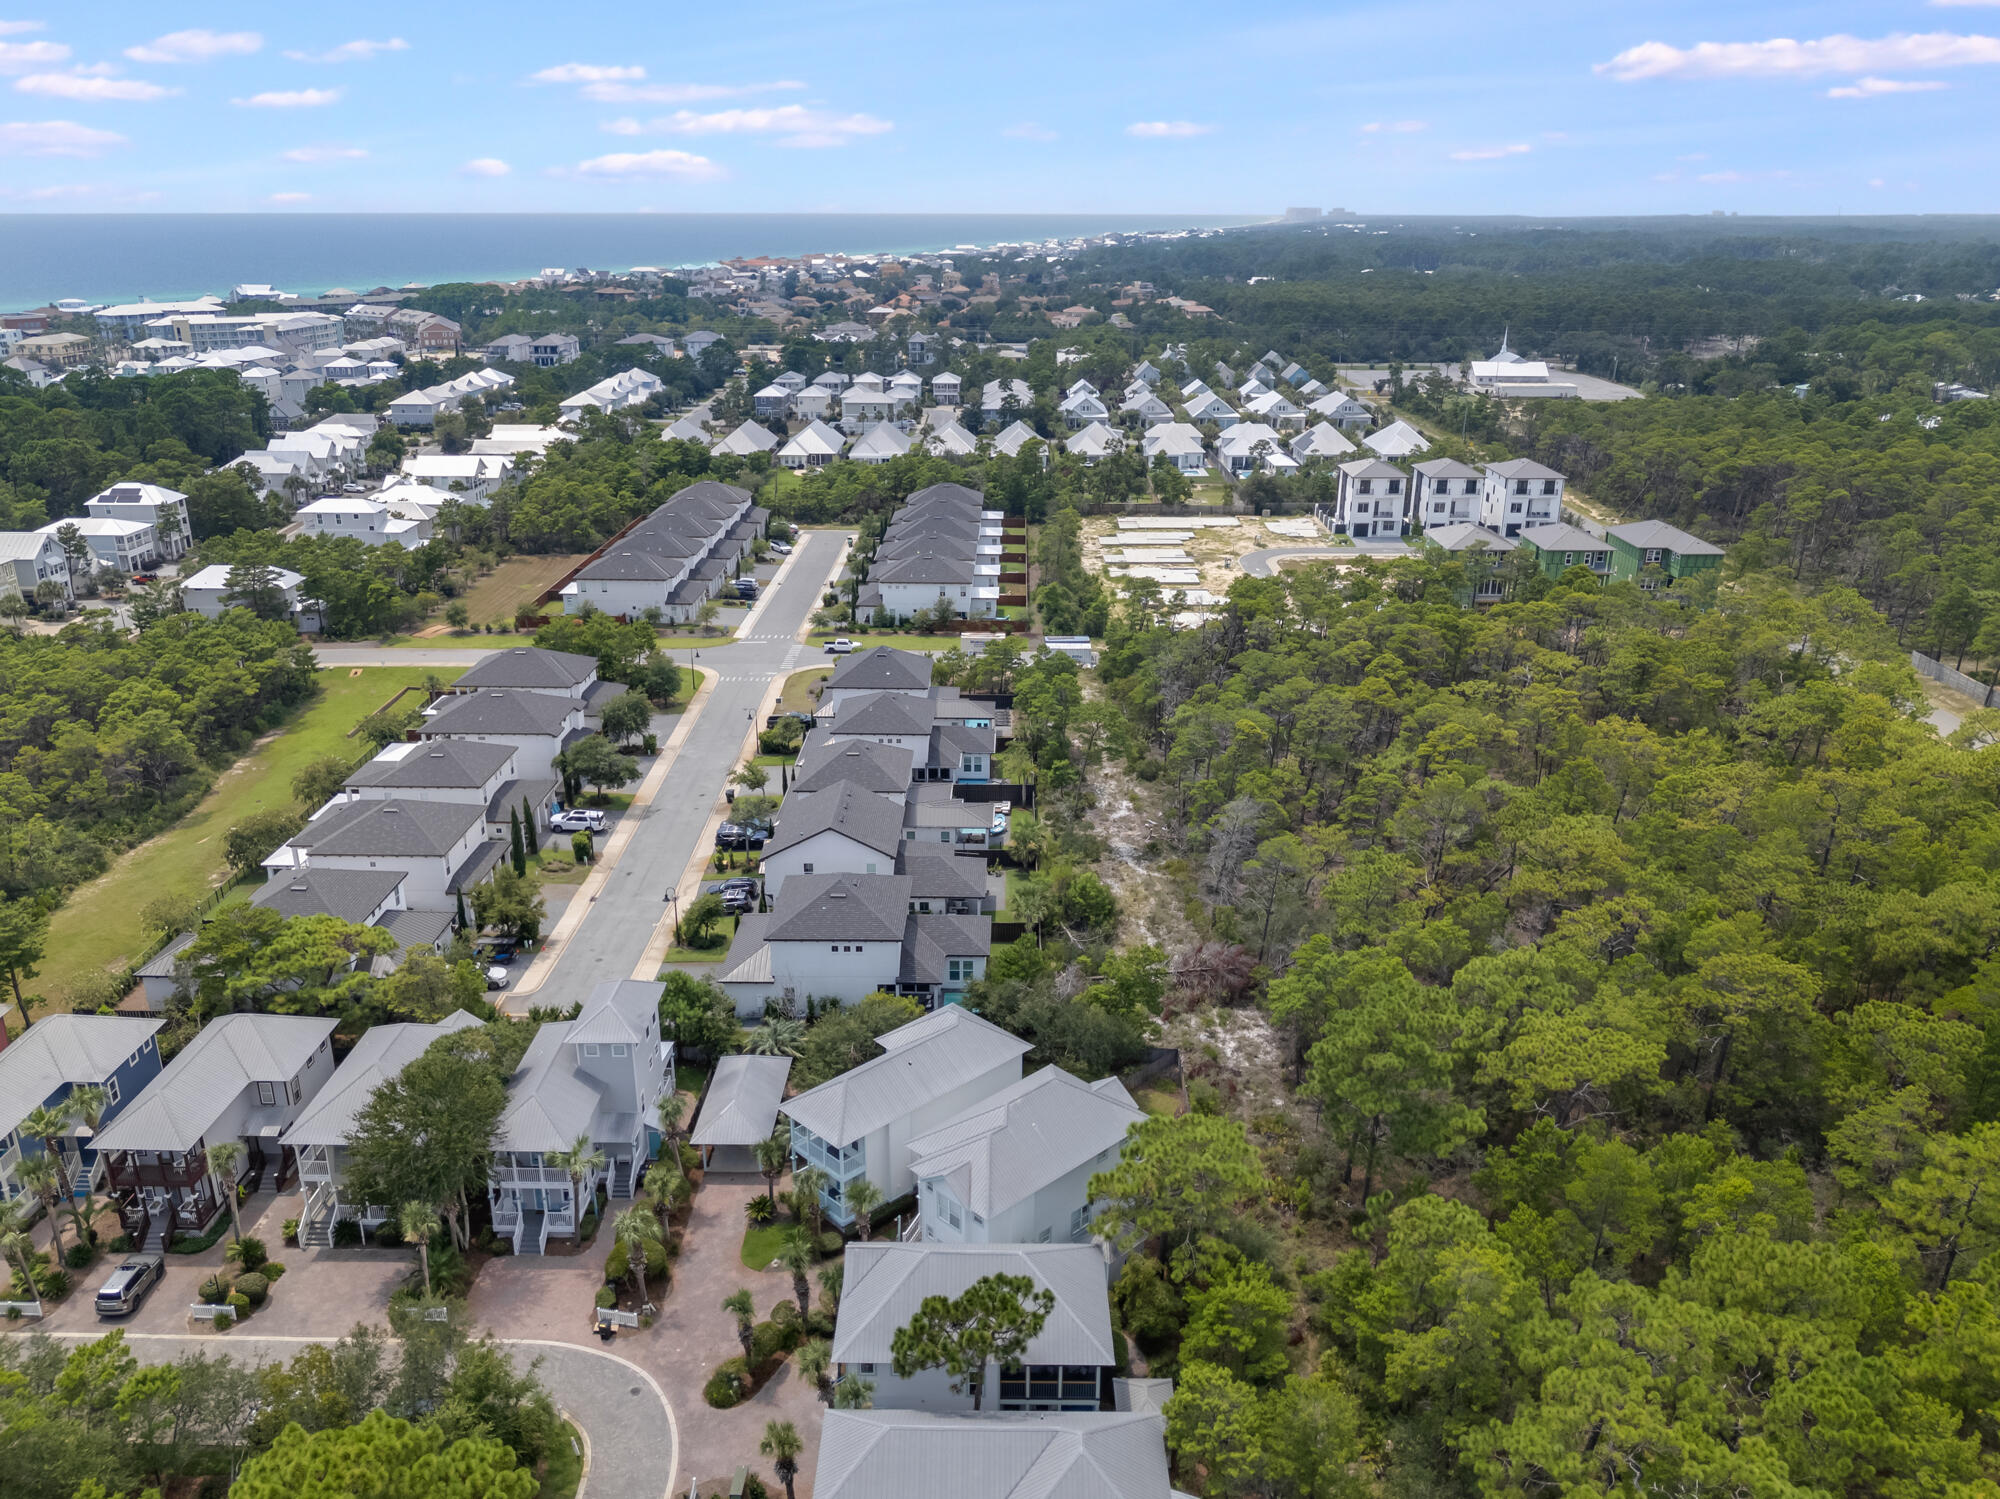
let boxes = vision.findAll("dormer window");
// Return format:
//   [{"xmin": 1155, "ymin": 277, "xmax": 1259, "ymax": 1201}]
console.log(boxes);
[{"xmin": 582, "ymin": 1043, "xmax": 600, "ymax": 1058}]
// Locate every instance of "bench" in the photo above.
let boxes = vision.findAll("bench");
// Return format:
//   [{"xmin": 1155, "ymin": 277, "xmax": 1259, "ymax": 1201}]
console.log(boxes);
[
  {"xmin": 191, "ymin": 1302, "xmax": 237, "ymax": 1324},
  {"xmin": 0, "ymin": 1299, "xmax": 44, "ymax": 1319},
  {"xmin": 730, "ymin": 1467, "xmax": 748, "ymax": 1499}
]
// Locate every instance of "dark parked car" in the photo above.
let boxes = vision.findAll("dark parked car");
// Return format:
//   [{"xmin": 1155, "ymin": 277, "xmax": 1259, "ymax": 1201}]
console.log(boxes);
[
  {"xmin": 704, "ymin": 877, "xmax": 761, "ymax": 912},
  {"xmin": 714, "ymin": 821, "xmax": 770, "ymax": 851},
  {"xmin": 95, "ymin": 1252, "xmax": 165, "ymax": 1319}
]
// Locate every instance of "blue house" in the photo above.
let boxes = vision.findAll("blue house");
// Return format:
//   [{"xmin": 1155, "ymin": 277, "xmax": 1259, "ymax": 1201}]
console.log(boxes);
[{"xmin": 0, "ymin": 1016, "xmax": 165, "ymax": 1203}]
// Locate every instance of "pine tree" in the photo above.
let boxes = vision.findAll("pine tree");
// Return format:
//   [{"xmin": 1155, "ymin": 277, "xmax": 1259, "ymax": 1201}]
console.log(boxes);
[
  {"xmin": 521, "ymin": 797, "xmax": 540, "ymax": 856},
  {"xmin": 455, "ymin": 891, "xmax": 470, "ymax": 931},
  {"xmin": 509, "ymin": 807, "xmax": 526, "ymax": 876}
]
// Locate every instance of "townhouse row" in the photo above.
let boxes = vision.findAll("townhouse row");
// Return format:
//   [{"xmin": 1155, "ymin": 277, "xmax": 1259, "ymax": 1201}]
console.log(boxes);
[{"xmin": 850, "ymin": 483, "xmax": 1018, "ymax": 623}]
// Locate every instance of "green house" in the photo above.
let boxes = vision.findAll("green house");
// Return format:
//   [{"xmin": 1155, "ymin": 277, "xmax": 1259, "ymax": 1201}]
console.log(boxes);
[
  {"xmin": 1605, "ymin": 521, "xmax": 1724, "ymax": 589},
  {"xmin": 1422, "ymin": 523, "xmax": 1517, "ymax": 606},
  {"xmin": 1517, "ymin": 522, "xmax": 1612, "ymax": 582}
]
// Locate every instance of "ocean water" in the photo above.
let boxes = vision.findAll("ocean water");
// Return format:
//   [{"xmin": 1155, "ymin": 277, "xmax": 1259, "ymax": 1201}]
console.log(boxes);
[{"xmin": 0, "ymin": 213, "xmax": 1258, "ymax": 311}]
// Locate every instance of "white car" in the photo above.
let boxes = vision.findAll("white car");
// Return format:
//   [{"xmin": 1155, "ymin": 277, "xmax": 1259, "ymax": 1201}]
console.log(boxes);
[
  {"xmin": 824, "ymin": 637, "xmax": 855, "ymax": 655},
  {"xmin": 770, "ymin": 542, "xmax": 793, "ymax": 555},
  {"xmin": 550, "ymin": 808, "xmax": 607, "ymax": 833},
  {"xmin": 484, "ymin": 966, "xmax": 510, "ymax": 991}
]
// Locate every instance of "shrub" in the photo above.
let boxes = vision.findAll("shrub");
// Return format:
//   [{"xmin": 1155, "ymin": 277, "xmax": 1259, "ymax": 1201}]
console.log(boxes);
[
  {"xmin": 228, "ymin": 1236, "xmax": 269, "ymax": 1272},
  {"xmin": 642, "ymin": 733, "xmax": 659, "ymax": 755},
  {"xmin": 281, "ymin": 1218, "xmax": 300, "ymax": 1246},
  {"xmin": 107, "ymin": 1235, "xmax": 132, "ymax": 1254},
  {"xmin": 234, "ymin": 1273, "xmax": 269, "ymax": 1307},
  {"xmin": 377, "ymin": 1219, "xmax": 402, "ymax": 1246},
  {"xmin": 745, "ymin": 1196, "xmax": 775, "ymax": 1225},
  {"xmin": 704, "ymin": 1357, "xmax": 750, "ymax": 1409},
  {"xmin": 332, "ymin": 1220, "xmax": 363, "ymax": 1248},
  {"xmin": 817, "ymin": 1230, "xmax": 844, "ymax": 1258},
  {"xmin": 64, "ymin": 1243, "xmax": 94, "ymax": 1270},
  {"xmin": 595, "ymin": 1286, "xmax": 617, "ymax": 1309},
  {"xmin": 38, "ymin": 1268, "xmax": 69, "ymax": 1301},
  {"xmin": 678, "ymin": 1143, "xmax": 701, "ymax": 1178},
  {"xmin": 199, "ymin": 1273, "xmax": 232, "ymax": 1304},
  {"xmin": 263, "ymin": 1261, "xmax": 286, "ymax": 1280},
  {"xmin": 428, "ymin": 1242, "xmax": 471, "ymax": 1298},
  {"xmin": 226, "ymin": 1291, "xmax": 250, "ymax": 1315},
  {"xmin": 741, "ymin": 1476, "xmax": 770, "ymax": 1499},
  {"xmin": 213, "ymin": 1311, "xmax": 233, "ymax": 1331},
  {"xmin": 769, "ymin": 1299, "xmax": 800, "ymax": 1327},
  {"xmin": 604, "ymin": 1243, "xmax": 629, "ymax": 1283},
  {"xmin": 806, "ymin": 1308, "xmax": 836, "ymax": 1339},
  {"xmin": 644, "ymin": 1240, "xmax": 670, "ymax": 1280}
]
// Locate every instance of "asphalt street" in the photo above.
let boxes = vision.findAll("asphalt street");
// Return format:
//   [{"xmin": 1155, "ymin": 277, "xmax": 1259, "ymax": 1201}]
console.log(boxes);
[{"xmin": 45, "ymin": 1331, "xmax": 678, "ymax": 1499}]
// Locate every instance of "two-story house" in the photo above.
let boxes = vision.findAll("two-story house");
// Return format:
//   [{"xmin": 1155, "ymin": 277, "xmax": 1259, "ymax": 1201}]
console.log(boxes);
[
  {"xmin": 417, "ymin": 688, "xmax": 586, "ymax": 781},
  {"xmin": 1423, "ymin": 524, "xmax": 1517, "ymax": 605},
  {"xmin": 0, "ymin": 531, "xmax": 72, "ymax": 603},
  {"xmin": 1410, "ymin": 458, "xmax": 1485, "ymax": 534},
  {"xmin": 1606, "ymin": 520, "xmax": 1725, "ymax": 590},
  {"xmin": 85, "ymin": 482, "xmax": 190, "ymax": 559},
  {"xmin": 907, "ymin": 1067, "xmax": 1142, "ymax": 1247},
  {"xmin": 179, "ymin": 564, "xmax": 316, "ymax": 627},
  {"xmin": 91, "ymin": 1013, "xmax": 337, "ymax": 1248},
  {"xmin": 272, "ymin": 796, "xmax": 502, "ymax": 911},
  {"xmin": 781, "ymin": 1007, "xmax": 1029, "ymax": 1225},
  {"xmin": 760, "ymin": 786, "xmax": 908, "ymax": 899},
  {"xmin": 489, "ymin": 980, "xmax": 673, "ymax": 1254},
  {"xmin": 813, "ymin": 1411, "xmax": 1176, "ymax": 1499},
  {"xmin": 1517, "ymin": 522, "xmax": 1613, "ymax": 582},
  {"xmin": 36, "ymin": 516, "xmax": 161, "ymax": 576},
  {"xmin": 833, "ymin": 1243, "xmax": 1118, "ymax": 1412},
  {"xmin": 1479, "ymin": 458, "xmax": 1566, "ymax": 537},
  {"xmin": 283, "ymin": 1011, "xmax": 485, "ymax": 1245},
  {"xmin": 0, "ymin": 1016, "xmax": 164, "ymax": 1206},
  {"xmin": 1333, "ymin": 457, "xmax": 1409, "ymax": 538}
]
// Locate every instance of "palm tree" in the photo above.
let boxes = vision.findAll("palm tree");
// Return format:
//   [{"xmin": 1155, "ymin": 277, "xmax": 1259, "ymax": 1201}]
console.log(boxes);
[
  {"xmin": 842, "ymin": 1177, "xmax": 883, "ymax": 1240},
  {"xmin": 817, "ymin": 1260, "xmax": 843, "ymax": 1314},
  {"xmin": 834, "ymin": 1375, "xmax": 875, "ymax": 1409},
  {"xmin": 745, "ymin": 1017, "xmax": 804, "ymax": 1057},
  {"xmin": 791, "ymin": 1166, "xmax": 830, "ymax": 1238},
  {"xmin": 0, "ymin": 1200, "xmax": 43, "ymax": 1299},
  {"xmin": 551, "ymin": 1134, "xmax": 606, "ymax": 1248},
  {"xmin": 760, "ymin": 1420, "xmax": 803, "ymax": 1499},
  {"xmin": 752, "ymin": 1129, "xmax": 790, "ymax": 1213},
  {"xmin": 613, "ymin": 1206, "xmax": 663, "ymax": 1312},
  {"xmin": 15, "ymin": 1154, "xmax": 65, "ymax": 1265},
  {"xmin": 203, "ymin": 1140, "xmax": 246, "ymax": 1242},
  {"xmin": 779, "ymin": 1226, "xmax": 815, "ymax": 1320},
  {"xmin": 19, "ymin": 1104, "xmax": 76, "ymax": 1204},
  {"xmin": 65, "ymin": 1084, "xmax": 109, "ymax": 1138},
  {"xmin": 402, "ymin": 1200, "xmax": 441, "ymax": 1297},
  {"xmin": 794, "ymin": 1338, "xmax": 834, "ymax": 1404},
  {"xmin": 657, "ymin": 1093, "xmax": 689, "ymax": 1180},
  {"xmin": 722, "ymin": 1288, "xmax": 757, "ymax": 1362}
]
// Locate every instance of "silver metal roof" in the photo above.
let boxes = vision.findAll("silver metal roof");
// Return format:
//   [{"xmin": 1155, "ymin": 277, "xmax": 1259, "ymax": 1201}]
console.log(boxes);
[
  {"xmin": 279, "ymin": 1011, "xmax": 481, "ymax": 1148},
  {"xmin": 907, "ymin": 1069, "xmax": 1141, "ymax": 1220},
  {"xmin": 834, "ymin": 1241, "xmax": 1114, "ymax": 1368},
  {"xmin": 0, "ymin": 1015, "xmax": 165, "ymax": 1139},
  {"xmin": 93, "ymin": 1014, "xmax": 337, "ymax": 1154},
  {"xmin": 814, "ymin": 1410, "xmax": 1171, "ymax": 1499},
  {"xmin": 691, "ymin": 1055, "xmax": 792, "ymax": 1148},
  {"xmin": 782, "ymin": 1007, "xmax": 1029, "ymax": 1146}
]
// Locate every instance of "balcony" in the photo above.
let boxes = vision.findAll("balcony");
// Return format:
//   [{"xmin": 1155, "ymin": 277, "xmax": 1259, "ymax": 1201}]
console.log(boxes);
[
  {"xmin": 792, "ymin": 1132, "xmax": 866, "ymax": 1181},
  {"xmin": 101, "ymin": 1148, "xmax": 210, "ymax": 1190},
  {"xmin": 489, "ymin": 1162, "xmax": 573, "ymax": 1187}
]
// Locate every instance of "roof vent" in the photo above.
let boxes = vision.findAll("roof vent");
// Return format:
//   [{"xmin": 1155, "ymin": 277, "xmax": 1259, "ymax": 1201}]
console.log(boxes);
[{"xmin": 380, "ymin": 806, "xmax": 400, "ymax": 814}]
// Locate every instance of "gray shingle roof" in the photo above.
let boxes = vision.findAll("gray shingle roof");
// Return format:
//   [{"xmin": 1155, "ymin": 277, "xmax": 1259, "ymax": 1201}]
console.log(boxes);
[
  {"xmin": 0, "ymin": 1015, "xmax": 165, "ymax": 1139},
  {"xmin": 897, "ymin": 847, "xmax": 989, "ymax": 900},
  {"xmin": 768, "ymin": 873, "xmax": 912, "ymax": 943},
  {"xmin": 1485, "ymin": 457, "xmax": 1564, "ymax": 481},
  {"xmin": 1519, "ymin": 523, "xmax": 1608, "ymax": 555},
  {"xmin": 831, "ymin": 693, "xmax": 936, "ymax": 738},
  {"xmin": 829, "ymin": 647, "xmax": 935, "ymax": 695},
  {"xmin": 453, "ymin": 647, "xmax": 598, "ymax": 691},
  {"xmin": 793, "ymin": 735, "xmax": 917, "ymax": 795},
  {"xmin": 691, "ymin": 1055, "xmax": 792, "ymax": 1148},
  {"xmin": 813, "ymin": 1409, "xmax": 1172, "ymax": 1499},
  {"xmin": 279, "ymin": 1011, "xmax": 482, "ymax": 1148},
  {"xmin": 782, "ymin": 1007, "xmax": 1030, "ymax": 1145},
  {"xmin": 898, "ymin": 913, "xmax": 991, "ymax": 985},
  {"xmin": 250, "ymin": 867, "xmax": 407, "ymax": 923},
  {"xmin": 907, "ymin": 1068, "xmax": 1140, "ymax": 1219},
  {"xmin": 767, "ymin": 784, "xmax": 908, "ymax": 859},
  {"xmin": 291, "ymin": 798, "xmax": 484, "ymax": 859},
  {"xmin": 346, "ymin": 739, "xmax": 515, "ymax": 792},
  {"xmin": 422, "ymin": 689, "xmax": 578, "ymax": 738},
  {"xmin": 1607, "ymin": 519, "xmax": 1724, "ymax": 556},
  {"xmin": 376, "ymin": 907, "xmax": 455, "ymax": 954},
  {"xmin": 1424, "ymin": 523, "xmax": 1516, "ymax": 553},
  {"xmin": 835, "ymin": 1241, "xmax": 1115, "ymax": 1367},
  {"xmin": 871, "ymin": 554, "xmax": 977, "ymax": 587},
  {"xmin": 93, "ymin": 1014, "xmax": 337, "ymax": 1154}
]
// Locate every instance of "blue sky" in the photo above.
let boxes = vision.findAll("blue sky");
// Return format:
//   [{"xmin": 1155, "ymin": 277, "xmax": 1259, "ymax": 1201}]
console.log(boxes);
[{"xmin": 0, "ymin": 1, "xmax": 1996, "ymax": 214}]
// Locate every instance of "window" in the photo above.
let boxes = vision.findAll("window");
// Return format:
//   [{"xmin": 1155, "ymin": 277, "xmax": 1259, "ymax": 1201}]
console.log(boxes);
[
  {"xmin": 1563, "ymin": 552, "xmax": 1575, "ymax": 565},
  {"xmin": 1465, "ymin": 479, "xmax": 1479, "ymax": 495},
  {"xmin": 1387, "ymin": 480, "xmax": 1402, "ymax": 494},
  {"xmin": 1542, "ymin": 479, "xmax": 1557, "ymax": 495},
  {"xmin": 857, "ymin": 1363, "xmax": 876, "ymax": 1375},
  {"xmin": 611, "ymin": 1044, "xmax": 627, "ymax": 1057},
  {"xmin": 289, "ymin": 1077, "xmax": 302, "ymax": 1105},
  {"xmin": 1071, "ymin": 1205, "xmax": 1091, "ymax": 1238},
  {"xmin": 948, "ymin": 958, "xmax": 975, "ymax": 983},
  {"xmin": 1644, "ymin": 548, "xmax": 1662, "ymax": 564},
  {"xmin": 583, "ymin": 1044, "xmax": 600, "ymax": 1057},
  {"xmin": 1515, "ymin": 479, "xmax": 1529, "ymax": 494},
  {"xmin": 1431, "ymin": 502, "xmax": 1444, "ymax": 514},
  {"xmin": 866, "ymin": 862, "xmax": 878, "ymax": 875},
  {"xmin": 802, "ymin": 862, "xmax": 814, "ymax": 874},
  {"xmin": 1037, "ymin": 1226, "xmax": 1052, "ymax": 1242},
  {"xmin": 1357, "ymin": 479, "xmax": 1372, "ymax": 494},
  {"xmin": 256, "ymin": 1081, "xmax": 276, "ymax": 1107},
  {"xmin": 1510, "ymin": 501, "xmax": 1523, "ymax": 514},
  {"xmin": 105, "ymin": 1077, "xmax": 121, "ymax": 1105}
]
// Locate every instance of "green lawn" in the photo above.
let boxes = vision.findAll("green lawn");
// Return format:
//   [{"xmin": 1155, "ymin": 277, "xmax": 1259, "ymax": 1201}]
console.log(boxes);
[
  {"xmin": 1133, "ymin": 1084, "xmax": 1182, "ymax": 1118},
  {"xmin": 813, "ymin": 634, "xmax": 963, "ymax": 653},
  {"xmin": 537, "ymin": 1419, "xmax": 586, "ymax": 1499},
  {"xmin": 741, "ymin": 1217, "xmax": 791, "ymax": 1270},
  {"xmin": 382, "ymin": 631, "xmax": 732, "ymax": 650},
  {"xmin": 40, "ymin": 666, "xmax": 459, "ymax": 1007}
]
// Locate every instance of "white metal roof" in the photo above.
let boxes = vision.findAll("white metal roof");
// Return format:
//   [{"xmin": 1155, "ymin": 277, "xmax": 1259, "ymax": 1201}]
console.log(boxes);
[
  {"xmin": 0, "ymin": 1015, "xmax": 165, "ymax": 1139},
  {"xmin": 907, "ymin": 1068, "xmax": 1141, "ymax": 1220},
  {"xmin": 814, "ymin": 1410, "xmax": 1171, "ymax": 1499},
  {"xmin": 782, "ymin": 1007, "xmax": 1030, "ymax": 1146},
  {"xmin": 691, "ymin": 1055, "xmax": 793, "ymax": 1148},
  {"xmin": 92, "ymin": 1014, "xmax": 336, "ymax": 1154},
  {"xmin": 279, "ymin": 1012, "xmax": 481, "ymax": 1148},
  {"xmin": 834, "ymin": 1242, "xmax": 1115, "ymax": 1367}
]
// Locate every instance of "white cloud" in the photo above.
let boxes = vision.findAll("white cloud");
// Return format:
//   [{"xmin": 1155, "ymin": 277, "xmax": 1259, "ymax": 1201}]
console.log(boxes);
[
  {"xmin": 27, "ymin": 181, "xmax": 94, "ymax": 198},
  {"xmin": 1126, "ymin": 120, "xmax": 1212, "ymax": 138},
  {"xmin": 0, "ymin": 118, "xmax": 125, "ymax": 155},
  {"xmin": 15, "ymin": 71, "xmax": 177, "ymax": 101},
  {"xmin": 581, "ymin": 78, "xmax": 804, "ymax": 104},
  {"xmin": 235, "ymin": 88, "xmax": 341, "ymax": 108},
  {"xmin": 1003, "ymin": 122, "xmax": 1057, "ymax": 142},
  {"xmin": 530, "ymin": 63, "xmax": 645, "ymax": 84},
  {"xmin": 1827, "ymin": 75, "xmax": 1950, "ymax": 96},
  {"xmin": 1697, "ymin": 169, "xmax": 1746, "ymax": 182},
  {"xmin": 574, "ymin": 146, "xmax": 724, "ymax": 180},
  {"xmin": 601, "ymin": 116, "xmax": 642, "ymax": 134},
  {"xmin": 1677, "ymin": 152, "xmax": 1710, "ymax": 161},
  {"xmin": 0, "ymin": 38, "xmax": 66, "ymax": 72},
  {"xmin": 125, "ymin": 29, "xmax": 261, "ymax": 64},
  {"xmin": 1451, "ymin": 142, "xmax": 1532, "ymax": 160},
  {"xmin": 654, "ymin": 104, "xmax": 891, "ymax": 147},
  {"xmin": 267, "ymin": 191, "xmax": 311, "ymax": 204},
  {"xmin": 1932, "ymin": 0, "xmax": 2000, "ymax": 6},
  {"xmin": 1358, "ymin": 120, "xmax": 1426, "ymax": 134},
  {"xmin": 462, "ymin": 156, "xmax": 511, "ymax": 176},
  {"xmin": 0, "ymin": 21, "xmax": 46, "ymax": 35},
  {"xmin": 1598, "ymin": 31, "xmax": 2000, "ymax": 81},
  {"xmin": 1869, "ymin": 176, "xmax": 1887, "ymax": 186},
  {"xmin": 282, "ymin": 144, "xmax": 367, "ymax": 162},
  {"xmin": 283, "ymin": 38, "xmax": 408, "ymax": 64}
]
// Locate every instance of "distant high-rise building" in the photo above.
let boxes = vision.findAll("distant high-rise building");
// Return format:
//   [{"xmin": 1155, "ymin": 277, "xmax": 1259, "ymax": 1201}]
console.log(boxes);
[{"xmin": 1283, "ymin": 206, "xmax": 1323, "ymax": 222}]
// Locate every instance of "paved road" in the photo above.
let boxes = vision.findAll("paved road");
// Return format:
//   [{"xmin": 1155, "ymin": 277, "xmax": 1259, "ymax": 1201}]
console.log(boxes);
[
  {"xmin": 45, "ymin": 1331, "xmax": 678, "ymax": 1499},
  {"xmin": 506, "ymin": 528, "xmax": 850, "ymax": 1013}
]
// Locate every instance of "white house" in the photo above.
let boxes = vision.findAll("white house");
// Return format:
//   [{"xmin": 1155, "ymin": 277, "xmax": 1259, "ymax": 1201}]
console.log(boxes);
[
  {"xmin": 758, "ymin": 788, "xmax": 907, "ymax": 899},
  {"xmin": 779, "ymin": 419, "xmax": 847, "ymax": 470},
  {"xmin": 782, "ymin": 1007, "xmax": 1031, "ymax": 1225},
  {"xmin": 1058, "ymin": 391, "xmax": 1109, "ymax": 428},
  {"xmin": 1362, "ymin": 418, "xmax": 1430, "ymax": 459},
  {"xmin": 85, "ymin": 483, "xmax": 189, "ymax": 558},
  {"xmin": 0, "ymin": 532, "xmax": 72, "ymax": 603},
  {"xmin": 37, "ymin": 516, "xmax": 159, "ymax": 575},
  {"xmin": 1244, "ymin": 390, "xmax": 1305, "ymax": 428},
  {"xmin": 1215, "ymin": 422, "xmax": 1288, "ymax": 477},
  {"xmin": 908, "ymin": 1066, "xmax": 1142, "ymax": 1247},
  {"xmin": 1141, "ymin": 423, "xmax": 1206, "ymax": 474},
  {"xmin": 296, "ymin": 496, "xmax": 430, "ymax": 546},
  {"xmin": 1411, "ymin": 457, "xmax": 1485, "ymax": 533},
  {"xmin": 1309, "ymin": 391, "xmax": 1374, "ymax": 429},
  {"xmin": 929, "ymin": 371, "xmax": 962, "ymax": 406},
  {"xmin": 179, "ymin": 563, "xmax": 313, "ymax": 624},
  {"xmin": 834, "ymin": 1243, "xmax": 1118, "ymax": 1412},
  {"xmin": 275, "ymin": 795, "xmax": 499, "ymax": 911},
  {"xmin": 1333, "ymin": 457, "xmax": 1410, "ymax": 538},
  {"xmin": 1479, "ymin": 458, "xmax": 1566, "ymax": 537},
  {"xmin": 528, "ymin": 333, "xmax": 582, "ymax": 367},
  {"xmin": 417, "ymin": 688, "xmax": 586, "ymax": 781},
  {"xmin": 922, "ymin": 420, "xmax": 977, "ymax": 458},
  {"xmin": 559, "ymin": 368, "xmax": 663, "ymax": 419},
  {"xmin": 812, "ymin": 1411, "xmax": 1177, "ymax": 1499},
  {"xmin": 714, "ymin": 420, "xmax": 780, "ymax": 458},
  {"xmin": 1182, "ymin": 391, "xmax": 1239, "ymax": 428},
  {"xmin": 1064, "ymin": 422, "xmax": 1122, "ymax": 465},
  {"xmin": 791, "ymin": 387, "xmax": 835, "ymax": 423},
  {"xmin": 1291, "ymin": 421, "xmax": 1357, "ymax": 462},
  {"xmin": 849, "ymin": 423, "xmax": 912, "ymax": 465}
]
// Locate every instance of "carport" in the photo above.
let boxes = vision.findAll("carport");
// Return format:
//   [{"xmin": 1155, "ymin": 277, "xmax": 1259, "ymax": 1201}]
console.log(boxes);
[{"xmin": 691, "ymin": 1054, "xmax": 792, "ymax": 1173}]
